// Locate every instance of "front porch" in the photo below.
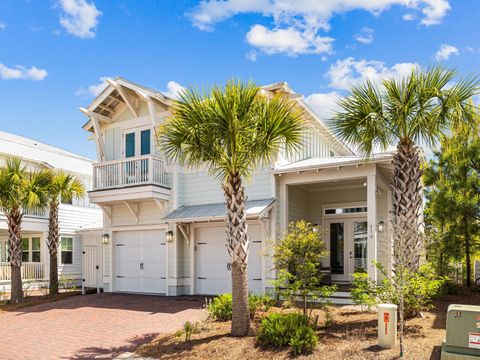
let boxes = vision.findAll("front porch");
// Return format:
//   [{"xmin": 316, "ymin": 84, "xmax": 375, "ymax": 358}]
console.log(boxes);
[
  {"xmin": 0, "ymin": 262, "xmax": 45, "ymax": 282},
  {"xmin": 276, "ymin": 159, "xmax": 393, "ymax": 284}
]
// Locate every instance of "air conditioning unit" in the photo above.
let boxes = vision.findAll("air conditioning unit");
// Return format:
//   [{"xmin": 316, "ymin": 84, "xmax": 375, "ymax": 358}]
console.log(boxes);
[{"xmin": 441, "ymin": 304, "xmax": 480, "ymax": 359}]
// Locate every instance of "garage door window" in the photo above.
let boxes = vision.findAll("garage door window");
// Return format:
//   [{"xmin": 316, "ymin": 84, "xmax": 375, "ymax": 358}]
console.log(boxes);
[{"xmin": 61, "ymin": 237, "xmax": 73, "ymax": 264}]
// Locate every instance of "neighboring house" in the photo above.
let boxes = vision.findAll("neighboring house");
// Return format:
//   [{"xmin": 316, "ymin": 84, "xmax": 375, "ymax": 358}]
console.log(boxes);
[
  {"xmin": 79, "ymin": 78, "xmax": 394, "ymax": 300},
  {"xmin": 0, "ymin": 131, "xmax": 103, "ymax": 289}
]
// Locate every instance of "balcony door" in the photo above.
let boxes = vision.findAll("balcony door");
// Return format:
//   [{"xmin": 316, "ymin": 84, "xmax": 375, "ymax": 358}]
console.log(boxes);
[
  {"xmin": 124, "ymin": 128, "xmax": 151, "ymax": 158},
  {"xmin": 325, "ymin": 218, "xmax": 368, "ymax": 282},
  {"xmin": 123, "ymin": 128, "xmax": 152, "ymax": 184}
]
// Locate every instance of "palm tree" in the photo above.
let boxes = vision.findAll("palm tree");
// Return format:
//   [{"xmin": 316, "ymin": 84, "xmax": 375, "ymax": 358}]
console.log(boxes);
[
  {"xmin": 333, "ymin": 66, "xmax": 479, "ymax": 271},
  {"xmin": 0, "ymin": 158, "xmax": 52, "ymax": 303},
  {"xmin": 47, "ymin": 171, "xmax": 85, "ymax": 295},
  {"xmin": 161, "ymin": 80, "xmax": 304, "ymax": 336}
]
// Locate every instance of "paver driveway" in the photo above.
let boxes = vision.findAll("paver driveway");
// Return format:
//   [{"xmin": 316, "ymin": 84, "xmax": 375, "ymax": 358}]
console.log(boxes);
[{"xmin": 0, "ymin": 293, "xmax": 204, "ymax": 360}]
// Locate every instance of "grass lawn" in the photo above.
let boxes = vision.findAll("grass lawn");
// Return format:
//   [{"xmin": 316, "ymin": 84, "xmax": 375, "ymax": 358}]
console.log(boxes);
[
  {"xmin": 0, "ymin": 290, "xmax": 82, "ymax": 314},
  {"xmin": 136, "ymin": 289, "xmax": 480, "ymax": 360}
]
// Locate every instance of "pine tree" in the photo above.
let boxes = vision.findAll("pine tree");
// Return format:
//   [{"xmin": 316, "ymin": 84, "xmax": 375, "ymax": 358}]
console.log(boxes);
[{"xmin": 424, "ymin": 108, "xmax": 480, "ymax": 287}]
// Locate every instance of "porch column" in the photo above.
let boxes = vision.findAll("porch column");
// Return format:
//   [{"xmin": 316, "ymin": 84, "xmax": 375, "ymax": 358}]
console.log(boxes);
[
  {"xmin": 42, "ymin": 232, "xmax": 50, "ymax": 282},
  {"xmin": 367, "ymin": 174, "xmax": 377, "ymax": 281},
  {"xmin": 279, "ymin": 182, "xmax": 288, "ymax": 236}
]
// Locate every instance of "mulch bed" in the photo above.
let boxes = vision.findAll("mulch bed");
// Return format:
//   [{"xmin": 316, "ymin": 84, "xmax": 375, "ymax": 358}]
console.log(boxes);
[
  {"xmin": 0, "ymin": 290, "xmax": 82, "ymax": 313},
  {"xmin": 136, "ymin": 289, "xmax": 480, "ymax": 360}
]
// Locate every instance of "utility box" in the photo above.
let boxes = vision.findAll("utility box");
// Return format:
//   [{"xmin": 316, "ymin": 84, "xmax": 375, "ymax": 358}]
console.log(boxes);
[
  {"xmin": 441, "ymin": 304, "xmax": 480, "ymax": 359},
  {"xmin": 378, "ymin": 303, "xmax": 397, "ymax": 348}
]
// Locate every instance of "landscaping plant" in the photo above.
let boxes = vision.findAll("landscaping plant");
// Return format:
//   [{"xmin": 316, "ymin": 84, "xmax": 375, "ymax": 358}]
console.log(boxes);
[
  {"xmin": 334, "ymin": 66, "xmax": 479, "ymax": 271},
  {"xmin": 273, "ymin": 220, "xmax": 337, "ymax": 317},
  {"xmin": 161, "ymin": 80, "xmax": 304, "ymax": 336},
  {"xmin": 424, "ymin": 105, "xmax": 480, "ymax": 287},
  {"xmin": 46, "ymin": 171, "xmax": 85, "ymax": 295},
  {"xmin": 206, "ymin": 293, "xmax": 274, "ymax": 321},
  {"xmin": 0, "ymin": 158, "xmax": 52, "ymax": 303},
  {"xmin": 257, "ymin": 312, "xmax": 317, "ymax": 355}
]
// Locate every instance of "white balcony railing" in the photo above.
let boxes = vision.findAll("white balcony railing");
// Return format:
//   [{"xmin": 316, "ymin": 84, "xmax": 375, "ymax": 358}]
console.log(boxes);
[
  {"xmin": 0, "ymin": 262, "xmax": 45, "ymax": 281},
  {"xmin": 93, "ymin": 155, "xmax": 169, "ymax": 191},
  {"xmin": 23, "ymin": 207, "xmax": 48, "ymax": 218}
]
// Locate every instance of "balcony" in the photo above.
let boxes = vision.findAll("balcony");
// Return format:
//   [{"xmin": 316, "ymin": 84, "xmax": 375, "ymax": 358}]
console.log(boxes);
[
  {"xmin": 89, "ymin": 155, "xmax": 171, "ymax": 204},
  {"xmin": 0, "ymin": 262, "xmax": 45, "ymax": 282}
]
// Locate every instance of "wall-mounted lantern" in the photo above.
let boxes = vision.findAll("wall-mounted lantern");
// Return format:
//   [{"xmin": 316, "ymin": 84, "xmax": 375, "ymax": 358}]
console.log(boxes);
[
  {"xmin": 102, "ymin": 233, "xmax": 110, "ymax": 245},
  {"xmin": 166, "ymin": 230, "xmax": 174, "ymax": 243},
  {"xmin": 377, "ymin": 221, "xmax": 385, "ymax": 233}
]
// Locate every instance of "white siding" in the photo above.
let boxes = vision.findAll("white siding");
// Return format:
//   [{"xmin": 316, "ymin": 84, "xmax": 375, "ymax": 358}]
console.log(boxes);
[
  {"xmin": 287, "ymin": 186, "xmax": 310, "ymax": 223},
  {"xmin": 109, "ymin": 200, "xmax": 166, "ymax": 226},
  {"xmin": 180, "ymin": 166, "xmax": 272, "ymax": 206},
  {"xmin": 282, "ymin": 128, "xmax": 333, "ymax": 164},
  {"xmin": 104, "ymin": 127, "xmax": 122, "ymax": 161},
  {"xmin": 59, "ymin": 205, "xmax": 103, "ymax": 235},
  {"xmin": 376, "ymin": 189, "xmax": 390, "ymax": 279},
  {"xmin": 58, "ymin": 235, "xmax": 82, "ymax": 280}
]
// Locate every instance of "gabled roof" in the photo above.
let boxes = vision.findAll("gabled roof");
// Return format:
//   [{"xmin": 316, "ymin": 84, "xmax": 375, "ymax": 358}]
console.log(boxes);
[
  {"xmin": 0, "ymin": 131, "xmax": 95, "ymax": 175},
  {"xmin": 162, "ymin": 198, "xmax": 276, "ymax": 223},
  {"xmin": 80, "ymin": 77, "xmax": 353, "ymax": 155},
  {"xmin": 82, "ymin": 77, "xmax": 173, "ymax": 132}
]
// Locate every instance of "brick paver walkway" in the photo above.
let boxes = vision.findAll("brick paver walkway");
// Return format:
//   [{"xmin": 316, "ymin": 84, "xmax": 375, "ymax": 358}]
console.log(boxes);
[{"xmin": 0, "ymin": 293, "xmax": 205, "ymax": 360}]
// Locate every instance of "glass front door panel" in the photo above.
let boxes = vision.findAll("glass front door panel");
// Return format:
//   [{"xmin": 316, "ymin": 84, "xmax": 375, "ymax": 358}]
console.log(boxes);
[
  {"xmin": 125, "ymin": 132, "xmax": 136, "ymax": 158},
  {"xmin": 353, "ymin": 221, "xmax": 368, "ymax": 272},
  {"xmin": 330, "ymin": 223, "xmax": 344, "ymax": 275}
]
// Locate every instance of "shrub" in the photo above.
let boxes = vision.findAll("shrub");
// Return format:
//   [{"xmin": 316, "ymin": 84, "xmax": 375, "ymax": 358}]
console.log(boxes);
[
  {"xmin": 207, "ymin": 293, "xmax": 272, "ymax": 321},
  {"xmin": 257, "ymin": 312, "xmax": 309, "ymax": 347},
  {"xmin": 205, "ymin": 293, "xmax": 232, "ymax": 321},
  {"xmin": 322, "ymin": 305, "xmax": 335, "ymax": 328},
  {"xmin": 290, "ymin": 325, "xmax": 318, "ymax": 355},
  {"xmin": 351, "ymin": 262, "xmax": 446, "ymax": 317}
]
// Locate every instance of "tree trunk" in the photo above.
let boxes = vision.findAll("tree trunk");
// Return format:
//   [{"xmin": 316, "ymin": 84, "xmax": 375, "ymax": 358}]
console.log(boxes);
[
  {"xmin": 464, "ymin": 215, "xmax": 471, "ymax": 287},
  {"xmin": 6, "ymin": 209, "xmax": 24, "ymax": 303},
  {"xmin": 223, "ymin": 172, "xmax": 250, "ymax": 337},
  {"xmin": 392, "ymin": 140, "xmax": 423, "ymax": 271},
  {"xmin": 48, "ymin": 200, "xmax": 60, "ymax": 295}
]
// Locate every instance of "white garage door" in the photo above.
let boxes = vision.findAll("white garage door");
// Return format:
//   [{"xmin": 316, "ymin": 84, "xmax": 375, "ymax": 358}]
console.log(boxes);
[
  {"xmin": 195, "ymin": 224, "xmax": 262, "ymax": 295},
  {"xmin": 115, "ymin": 230, "xmax": 166, "ymax": 294}
]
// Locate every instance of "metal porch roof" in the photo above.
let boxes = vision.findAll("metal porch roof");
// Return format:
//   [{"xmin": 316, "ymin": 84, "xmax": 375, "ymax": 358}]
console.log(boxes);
[{"xmin": 162, "ymin": 198, "xmax": 276, "ymax": 222}]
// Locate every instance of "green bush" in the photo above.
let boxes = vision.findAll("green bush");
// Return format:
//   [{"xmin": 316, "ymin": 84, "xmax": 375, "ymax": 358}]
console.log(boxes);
[
  {"xmin": 205, "ymin": 293, "xmax": 232, "ymax": 321},
  {"xmin": 351, "ymin": 262, "xmax": 446, "ymax": 317},
  {"xmin": 207, "ymin": 293, "xmax": 272, "ymax": 321},
  {"xmin": 289, "ymin": 325, "xmax": 318, "ymax": 355},
  {"xmin": 257, "ymin": 312, "xmax": 312, "ymax": 348}
]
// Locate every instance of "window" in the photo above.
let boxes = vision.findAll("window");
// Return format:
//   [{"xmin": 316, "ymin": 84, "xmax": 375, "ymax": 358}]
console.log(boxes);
[
  {"xmin": 61, "ymin": 237, "xmax": 73, "ymax": 265},
  {"xmin": 140, "ymin": 129, "xmax": 151, "ymax": 155},
  {"xmin": 324, "ymin": 206, "xmax": 367, "ymax": 215},
  {"xmin": 31, "ymin": 237, "xmax": 41, "ymax": 263},
  {"xmin": 125, "ymin": 132, "xmax": 136, "ymax": 158},
  {"xmin": 22, "ymin": 238, "xmax": 29, "ymax": 263}
]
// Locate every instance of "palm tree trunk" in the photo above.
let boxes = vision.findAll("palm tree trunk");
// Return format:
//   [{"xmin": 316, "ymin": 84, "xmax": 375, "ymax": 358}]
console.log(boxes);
[
  {"xmin": 223, "ymin": 172, "xmax": 250, "ymax": 337},
  {"xmin": 48, "ymin": 200, "xmax": 60, "ymax": 295},
  {"xmin": 392, "ymin": 140, "xmax": 423, "ymax": 271},
  {"xmin": 6, "ymin": 209, "xmax": 24, "ymax": 303}
]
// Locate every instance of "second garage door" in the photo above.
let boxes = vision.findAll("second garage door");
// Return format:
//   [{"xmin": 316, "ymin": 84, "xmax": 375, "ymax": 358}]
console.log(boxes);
[
  {"xmin": 195, "ymin": 224, "xmax": 263, "ymax": 295},
  {"xmin": 115, "ymin": 230, "xmax": 166, "ymax": 294}
]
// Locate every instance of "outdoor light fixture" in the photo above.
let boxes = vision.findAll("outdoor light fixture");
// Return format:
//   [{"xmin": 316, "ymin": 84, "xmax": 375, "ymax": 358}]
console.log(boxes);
[
  {"xmin": 377, "ymin": 221, "xmax": 385, "ymax": 233},
  {"xmin": 166, "ymin": 230, "xmax": 174, "ymax": 243},
  {"xmin": 102, "ymin": 233, "xmax": 110, "ymax": 245}
]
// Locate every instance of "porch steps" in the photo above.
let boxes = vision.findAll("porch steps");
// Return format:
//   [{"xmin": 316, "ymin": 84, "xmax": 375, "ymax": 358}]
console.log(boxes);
[{"xmin": 326, "ymin": 291, "xmax": 354, "ymax": 305}]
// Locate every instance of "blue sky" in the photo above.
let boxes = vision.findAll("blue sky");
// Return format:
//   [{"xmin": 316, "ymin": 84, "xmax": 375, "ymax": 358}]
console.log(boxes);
[{"xmin": 0, "ymin": 0, "xmax": 479, "ymax": 159}]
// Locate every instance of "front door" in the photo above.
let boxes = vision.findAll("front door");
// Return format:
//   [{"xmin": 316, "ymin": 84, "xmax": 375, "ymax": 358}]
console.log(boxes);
[{"xmin": 326, "ymin": 219, "xmax": 368, "ymax": 282}]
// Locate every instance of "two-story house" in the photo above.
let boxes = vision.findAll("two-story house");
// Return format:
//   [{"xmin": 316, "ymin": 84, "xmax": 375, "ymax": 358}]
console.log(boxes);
[
  {"xmin": 79, "ymin": 78, "xmax": 394, "ymax": 299},
  {"xmin": 0, "ymin": 131, "xmax": 103, "ymax": 290}
]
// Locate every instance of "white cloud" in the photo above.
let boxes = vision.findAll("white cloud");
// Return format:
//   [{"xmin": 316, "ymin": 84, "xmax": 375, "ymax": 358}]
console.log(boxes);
[
  {"xmin": 189, "ymin": 1, "xmax": 449, "ymax": 57},
  {"xmin": 327, "ymin": 57, "xmax": 418, "ymax": 90},
  {"xmin": 0, "ymin": 63, "xmax": 48, "ymax": 81},
  {"xmin": 246, "ymin": 50, "xmax": 258, "ymax": 61},
  {"xmin": 163, "ymin": 81, "xmax": 186, "ymax": 100},
  {"xmin": 402, "ymin": 13, "xmax": 416, "ymax": 21},
  {"xmin": 58, "ymin": 0, "xmax": 101, "ymax": 39},
  {"xmin": 354, "ymin": 26, "xmax": 374, "ymax": 44},
  {"xmin": 305, "ymin": 91, "xmax": 342, "ymax": 120},
  {"xmin": 246, "ymin": 25, "xmax": 333, "ymax": 56},
  {"xmin": 435, "ymin": 43, "xmax": 459, "ymax": 61},
  {"xmin": 190, "ymin": 0, "xmax": 450, "ymax": 30},
  {"xmin": 0, "ymin": 22, "xmax": 6, "ymax": 30},
  {"xmin": 75, "ymin": 76, "xmax": 108, "ymax": 97}
]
